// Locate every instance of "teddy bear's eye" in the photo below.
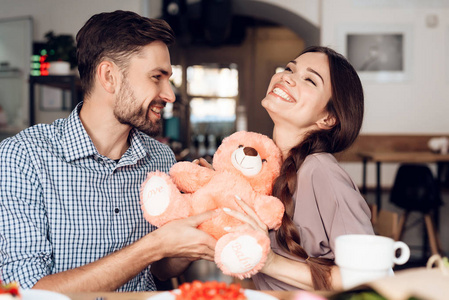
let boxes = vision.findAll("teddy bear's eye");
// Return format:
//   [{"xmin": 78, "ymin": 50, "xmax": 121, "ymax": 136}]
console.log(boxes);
[
  {"xmin": 262, "ymin": 159, "xmax": 267, "ymax": 163},
  {"xmin": 238, "ymin": 145, "xmax": 244, "ymax": 148}
]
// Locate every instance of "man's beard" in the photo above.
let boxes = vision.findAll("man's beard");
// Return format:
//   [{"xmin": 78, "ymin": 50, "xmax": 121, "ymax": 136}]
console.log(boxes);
[{"xmin": 114, "ymin": 77, "xmax": 163, "ymax": 137}]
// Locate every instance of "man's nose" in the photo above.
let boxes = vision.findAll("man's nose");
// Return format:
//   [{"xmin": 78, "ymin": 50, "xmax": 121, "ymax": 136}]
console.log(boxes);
[{"xmin": 161, "ymin": 81, "xmax": 176, "ymax": 103}]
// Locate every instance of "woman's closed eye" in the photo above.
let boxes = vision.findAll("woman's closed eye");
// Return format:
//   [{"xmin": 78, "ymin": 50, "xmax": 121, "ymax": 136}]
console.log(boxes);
[{"xmin": 305, "ymin": 77, "xmax": 316, "ymax": 86}]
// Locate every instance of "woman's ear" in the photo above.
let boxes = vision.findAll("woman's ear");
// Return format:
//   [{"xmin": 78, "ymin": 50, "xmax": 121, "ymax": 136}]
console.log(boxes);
[
  {"xmin": 97, "ymin": 60, "xmax": 119, "ymax": 94},
  {"xmin": 317, "ymin": 114, "xmax": 337, "ymax": 130}
]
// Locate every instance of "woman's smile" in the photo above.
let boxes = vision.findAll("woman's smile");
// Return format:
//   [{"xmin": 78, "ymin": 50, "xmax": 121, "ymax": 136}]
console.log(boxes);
[{"xmin": 269, "ymin": 84, "xmax": 296, "ymax": 103}]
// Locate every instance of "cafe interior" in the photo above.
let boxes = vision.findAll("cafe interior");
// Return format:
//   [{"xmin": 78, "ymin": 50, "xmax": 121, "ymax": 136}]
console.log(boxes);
[{"xmin": 1, "ymin": 0, "xmax": 449, "ymax": 298}]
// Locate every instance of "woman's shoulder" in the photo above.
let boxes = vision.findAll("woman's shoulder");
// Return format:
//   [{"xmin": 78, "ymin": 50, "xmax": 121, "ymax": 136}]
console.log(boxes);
[
  {"xmin": 300, "ymin": 152, "xmax": 357, "ymax": 188},
  {"xmin": 301, "ymin": 152, "xmax": 339, "ymax": 172}
]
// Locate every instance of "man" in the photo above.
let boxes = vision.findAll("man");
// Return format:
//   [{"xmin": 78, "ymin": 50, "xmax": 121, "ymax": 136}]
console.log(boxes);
[{"xmin": 0, "ymin": 10, "xmax": 216, "ymax": 292}]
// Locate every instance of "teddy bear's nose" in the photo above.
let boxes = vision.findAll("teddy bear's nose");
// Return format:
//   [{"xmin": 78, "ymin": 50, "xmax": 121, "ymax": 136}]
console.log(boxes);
[{"xmin": 243, "ymin": 147, "xmax": 258, "ymax": 157}]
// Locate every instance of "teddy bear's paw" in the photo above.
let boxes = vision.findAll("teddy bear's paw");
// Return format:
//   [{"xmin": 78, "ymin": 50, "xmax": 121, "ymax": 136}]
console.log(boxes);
[
  {"xmin": 254, "ymin": 195, "xmax": 285, "ymax": 230},
  {"xmin": 140, "ymin": 171, "xmax": 190, "ymax": 227},
  {"xmin": 170, "ymin": 161, "xmax": 215, "ymax": 193},
  {"xmin": 214, "ymin": 230, "xmax": 270, "ymax": 278}
]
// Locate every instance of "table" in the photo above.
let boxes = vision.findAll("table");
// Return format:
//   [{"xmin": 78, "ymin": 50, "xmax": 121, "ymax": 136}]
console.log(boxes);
[
  {"xmin": 65, "ymin": 290, "xmax": 299, "ymax": 300},
  {"xmin": 357, "ymin": 151, "xmax": 449, "ymax": 210}
]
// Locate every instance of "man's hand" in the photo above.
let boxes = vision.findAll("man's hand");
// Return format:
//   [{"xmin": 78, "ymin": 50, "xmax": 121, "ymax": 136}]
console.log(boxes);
[
  {"xmin": 152, "ymin": 210, "xmax": 217, "ymax": 261},
  {"xmin": 150, "ymin": 210, "xmax": 218, "ymax": 280}
]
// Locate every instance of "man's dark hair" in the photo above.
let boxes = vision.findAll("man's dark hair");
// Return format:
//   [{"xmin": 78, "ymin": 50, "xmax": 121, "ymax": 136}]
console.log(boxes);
[{"xmin": 76, "ymin": 10, "xmax": 175, "ymax": 96}]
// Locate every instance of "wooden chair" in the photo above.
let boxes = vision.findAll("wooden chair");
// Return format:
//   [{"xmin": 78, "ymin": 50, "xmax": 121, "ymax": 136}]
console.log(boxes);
[
  {"xmin": 396, "ymin": 211, "xmax": 443, "ymax": 256},
  {"xmin": 370, "ymin": 204, "xmax": 400, "ymax": 240},
  {"xmin": 390, "ymin": 164, "xmax": 443, "ymax": 256}
]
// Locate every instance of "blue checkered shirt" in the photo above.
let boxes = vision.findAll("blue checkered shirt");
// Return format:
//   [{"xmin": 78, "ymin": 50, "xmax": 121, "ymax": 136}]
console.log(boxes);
[{"xmin": 0, "ymin": 103, "xmax": 176, "ymax": 291}]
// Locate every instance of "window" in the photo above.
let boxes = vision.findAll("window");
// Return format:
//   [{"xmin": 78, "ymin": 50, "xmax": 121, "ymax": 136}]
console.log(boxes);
[{"xmin": 186, "ymin": 64, "xmax": 238, "ymax": 157}]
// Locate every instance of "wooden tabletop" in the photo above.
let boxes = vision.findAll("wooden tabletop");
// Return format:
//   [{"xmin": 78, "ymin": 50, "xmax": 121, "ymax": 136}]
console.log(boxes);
[
  {"xmin": 65, "ymin": 290, "xmax": 299, "ymax": 300},
  {"xmin": 357, "ymin": 150, "xmax": 449, "ymax": 163}
]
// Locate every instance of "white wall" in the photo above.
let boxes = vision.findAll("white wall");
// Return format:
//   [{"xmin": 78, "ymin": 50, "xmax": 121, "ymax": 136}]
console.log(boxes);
[
  {"xmin": 321, "ymin": 0, "xmax": 449, "ymax": 135},
  {"xmin": 248, "ymin": 0, "xmax": 321, "ymax": 27},
  {"xmin": 320, "ymin": 0, "xmax": 449, "ymax": 188},
  {"xmin": 0, "ymin": 0, "xmax": 143, "ymax": 39}
]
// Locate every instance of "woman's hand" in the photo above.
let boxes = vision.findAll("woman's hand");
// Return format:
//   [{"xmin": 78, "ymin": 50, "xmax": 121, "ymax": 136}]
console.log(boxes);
[
  {"xmin": 222, "ymin": 196, "xmax": 314, "ymax": 290},
  {"xmin": 193, "ymin": 157, "xmax": 213, "ymax": 169},
  {"xmin": 223, "ymin": 195, "xmax": 268, "ymax": 235},
  {"xmin": 221, "ymin": 195, "xmax": 276, "ymax": 268}
]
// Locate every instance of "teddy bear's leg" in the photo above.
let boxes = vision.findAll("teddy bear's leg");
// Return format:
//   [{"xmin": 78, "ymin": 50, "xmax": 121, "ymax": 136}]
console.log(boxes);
[
  {"xmin": 140, "ymin": 171, "xmax": 191, "ymax": 227},
  {"xmin": 214, "ymin": 230, "xmax": 270, "ymax": 279}
]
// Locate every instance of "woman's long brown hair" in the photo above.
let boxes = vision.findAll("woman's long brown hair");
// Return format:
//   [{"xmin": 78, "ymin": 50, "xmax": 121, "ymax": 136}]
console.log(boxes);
[{"xmin": 273, "ymin": 46, "xmax": 364, "ymax": 290}]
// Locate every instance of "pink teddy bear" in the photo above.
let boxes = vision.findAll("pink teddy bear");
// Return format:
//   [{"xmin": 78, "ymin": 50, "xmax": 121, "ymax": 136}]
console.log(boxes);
[{"xmin": 140, "ymin": 131, "xmax": 285, "ymax": 278}]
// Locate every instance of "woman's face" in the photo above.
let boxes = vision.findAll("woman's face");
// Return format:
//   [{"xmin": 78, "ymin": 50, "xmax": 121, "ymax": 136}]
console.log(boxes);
[{"xmin": 262, "ymin": 52, "xmax": 334, "ymax": 134}]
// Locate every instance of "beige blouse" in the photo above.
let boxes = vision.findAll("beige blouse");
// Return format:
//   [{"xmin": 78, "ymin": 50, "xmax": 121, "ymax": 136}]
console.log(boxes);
[{"xmin": 252, "ymin": 153, "xmax": 374, "ymax": 290}]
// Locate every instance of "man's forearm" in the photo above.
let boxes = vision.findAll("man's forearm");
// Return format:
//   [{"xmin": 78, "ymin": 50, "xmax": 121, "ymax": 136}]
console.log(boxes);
[
  {"xmin": 33, "ymin": 232, "xmax": 164, "ymax": 292},
  {"xmin": 32, "ymin": 211, "xmax": 217, "ymax": 292},
  {"xmin": 151, "ymin": 257, "xmax": 193, "ymax": 282}
]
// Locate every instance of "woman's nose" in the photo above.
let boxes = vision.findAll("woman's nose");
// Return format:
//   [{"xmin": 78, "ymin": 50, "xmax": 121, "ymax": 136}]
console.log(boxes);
[{"xmin": 281, "ymin": 73, "xmax": 295, "ymax": 86}]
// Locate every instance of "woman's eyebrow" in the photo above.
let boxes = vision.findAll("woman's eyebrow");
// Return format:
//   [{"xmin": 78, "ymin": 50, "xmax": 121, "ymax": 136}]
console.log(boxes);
[
  {"xmin": 306, "ymin": 67, "xmax": 324, "ymax": 84},
  {"xmin": 289, "ymin": 61, "xmax": 324, "ymax": 84}
]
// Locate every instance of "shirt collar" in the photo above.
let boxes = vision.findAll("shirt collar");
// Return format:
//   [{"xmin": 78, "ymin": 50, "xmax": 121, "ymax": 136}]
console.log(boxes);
[
  {"xmin": 62, "ymin": 102, "xmax": 98, "ymax": 162},
  {"xmin": 62, "ymin": 102, "xmax": 150, "ymax": 163},
  {"xmin": 120, "ymin": 128, "xmax": 149, "ymax": 164}
]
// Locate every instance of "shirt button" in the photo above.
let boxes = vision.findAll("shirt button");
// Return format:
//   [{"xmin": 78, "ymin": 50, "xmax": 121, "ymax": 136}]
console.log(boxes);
[{"xmin": 114, "ymin": 208, "xmax": 120, "ymax": 214}]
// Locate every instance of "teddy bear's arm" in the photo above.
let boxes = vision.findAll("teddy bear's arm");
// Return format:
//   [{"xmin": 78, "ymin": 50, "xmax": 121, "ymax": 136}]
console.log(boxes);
[
  {"xmin": 169, "ymin": 161, "xmax": 215, "ymax": 193},
  {"xmin": 254, "ymin": 195, "xmax": 285, "ymax": 230}
]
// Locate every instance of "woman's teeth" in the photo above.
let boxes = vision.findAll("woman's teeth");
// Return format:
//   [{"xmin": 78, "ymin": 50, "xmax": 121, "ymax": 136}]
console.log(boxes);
[{"xmin": 273, "ymin": 87, "xmax": 293, "ymax": 102}]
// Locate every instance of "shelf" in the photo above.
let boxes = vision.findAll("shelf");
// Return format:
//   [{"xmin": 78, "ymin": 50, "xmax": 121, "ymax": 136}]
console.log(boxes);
[
  {"xmin": 29, "ymin": 75, "xmax": 82, "ymax": 90},
  {"xmin": 29, "ymin": 75, "xmax": 83, "ymax": 125},
  {"xmin": 0, "ymin": 70, "xmax": 22, "ymax": 78}
]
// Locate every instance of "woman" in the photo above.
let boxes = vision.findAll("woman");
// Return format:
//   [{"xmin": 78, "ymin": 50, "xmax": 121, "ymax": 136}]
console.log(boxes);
[{"xmin": 225, "ymin": 46, "xmax": 374, "ymax": 291}]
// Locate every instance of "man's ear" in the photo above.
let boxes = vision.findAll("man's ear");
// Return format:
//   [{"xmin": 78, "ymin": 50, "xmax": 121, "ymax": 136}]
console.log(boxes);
[
  {"xmin": 97, "ymin": 60, "xmax": 119, "ymax": 94},
  {"xmin": 317, "ymin": 113, "xmax": 337, "ymax": 130}
]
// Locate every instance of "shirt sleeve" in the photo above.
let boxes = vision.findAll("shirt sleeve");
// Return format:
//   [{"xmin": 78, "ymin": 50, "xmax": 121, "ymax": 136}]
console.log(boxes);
[{"xmin": 0, "ymin": 138, "xmax": 52, "ymax": 288}]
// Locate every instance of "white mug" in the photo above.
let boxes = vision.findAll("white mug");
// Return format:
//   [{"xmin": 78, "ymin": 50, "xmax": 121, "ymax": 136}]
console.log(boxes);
[{"xmin": 335, "ymin": 234, "xmax": 410, "ymax": 289}]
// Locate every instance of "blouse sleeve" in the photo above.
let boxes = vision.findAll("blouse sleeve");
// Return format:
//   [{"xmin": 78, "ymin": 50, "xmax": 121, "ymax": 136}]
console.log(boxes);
[{"xmin": 293, "ymin": 154, "xmax": 374, "ymax": 259}]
